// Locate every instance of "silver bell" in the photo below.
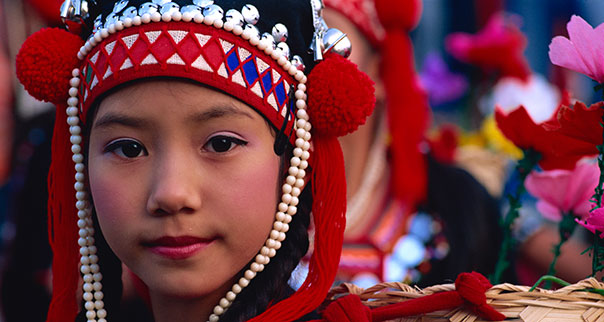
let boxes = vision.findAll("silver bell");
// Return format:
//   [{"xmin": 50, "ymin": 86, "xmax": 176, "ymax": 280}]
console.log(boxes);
[
  {"xmin": 225, "ymin": 9, "xmax": 245, "ymax": 27},
  {"xmin": 322, "ymin": 28, "xmax": 351, "ymax": 58},
  {"xmin": 291, "ymin": 55, "xmax": 305, "ymax": 72},
  {"xmin": 92, "ymin": 14, "xmax": 103, "ymax": 34},
  {"xmin": 275, "ymin": 42, "xmax": 290, "ymax": 60},
  {"xmin": 241, "ymin": 4, "xmax": 259, "ymax": 25},
  {"xmin": 152, "ymin": 0, "xmax": 171, "ymax": 5},
  {"xmin": 180, "ymin": 5, "xmax": 203, "ymax": 16},
  {"xmin": 120, "ymin": 6, "xmax": 138, "ymax": 20},
  {"xmin": 113, "ymin": 0, "xmax": 129, "ymax": 13},
  {"xmin": 244, "ymin": 24, "xmax": 260, "ymax": 39},
  {"xmin": 61, "ymin": 0, "xmax": 90, "ymax": 24},
  {"xmin": 203, "ymin": 4, "xmax": 224, "ymax": 21},
  {"xmin": 139, "ymin": 2, "xmax": 160, "ymax": 16},
  {"xmin": 193, "ymin": 0, "xmax": 214, "ymax": 7},
  {"xmin": 272, "ymin": 23, "xmax": 288, "ymax": 43},
  {"xmin": 160, "ymin": 2, "xmax": 180, "ymax": 15},
  {"xmin": 261, "ymin": 32, "xmax": 276, "ymax": 48},
  {"xmin": 104, "ymin": 12, "xmax": 119, "ymax": 28}
]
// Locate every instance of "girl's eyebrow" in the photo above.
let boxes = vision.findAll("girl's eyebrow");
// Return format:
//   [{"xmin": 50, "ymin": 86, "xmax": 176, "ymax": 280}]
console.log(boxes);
[
  {"xmin": 93, "ymin": 113, "xmax": 149, "ymax": 130},
  {"xmin": 188, "ymin": 105, "xmax": 255, "ymax": 124}
]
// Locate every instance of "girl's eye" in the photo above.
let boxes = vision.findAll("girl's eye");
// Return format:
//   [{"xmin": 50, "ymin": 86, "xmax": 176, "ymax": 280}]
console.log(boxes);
[
  {"xmin": 105, "ymin": 139, "xmax": 148, "ymax": 159},
  {"xmin": 205, "ymin": 135, "xmax": 247, "ymax": 153}
]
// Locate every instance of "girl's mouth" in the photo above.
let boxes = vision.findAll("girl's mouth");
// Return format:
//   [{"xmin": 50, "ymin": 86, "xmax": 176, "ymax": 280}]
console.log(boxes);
[{"xmin": 143, "ymin": 236, "xmax": 214, "ymax": 260}]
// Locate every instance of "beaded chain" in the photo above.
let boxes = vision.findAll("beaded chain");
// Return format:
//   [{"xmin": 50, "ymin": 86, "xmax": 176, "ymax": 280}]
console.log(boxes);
[{"xmin": 66, "ymin": 5, "xmax": 311, "ymax": 322}]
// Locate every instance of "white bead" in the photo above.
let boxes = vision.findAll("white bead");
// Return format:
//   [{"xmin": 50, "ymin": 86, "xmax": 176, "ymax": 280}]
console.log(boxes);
[
  {"xmin": 85, "ymin": 301, "xmax": 94, "ymax": 310},
  {"xmin": 303, "ymin": 141, "xmax": 310, "ymax": 151},
  {"xmin": 123, "ymin": 17, "xmax": 133, "ymax": 27},
  {"xmin": 244, "ymin": 269, "xmax": 256, "ymax": 280},
  {"xmin": 76, "ymin": 200, "xmax": 88, "ymax": 210},
  {"xmin": 286, "ymin": 175, "xmax": 296, "ymax": 185},
  {"xmin": 109, "ymin": 23, "xmax": 117, "ymax": 33},
  {"xmin": 133, "ymin": 15, "xmax": 142, "ymax": 25},
  {"xmin": 75, "ymin": 182, "xmax": 85, "ymax": 191},
  {"xmin": 213, "ymin": 19, "xmax": 223, "ymax": 29},
  {"xmin": 69, "ymin": 87, "xmax": 79, "ymax": 97},
  {"xmin": 250, "ymin": 36, "xmax": 260, "ymax": 46},
  {"xmin": 251, "ymin": 262, "xmax": 263, "ymax": 272},
  {"xmin": 101, "ymin": 28, "xmax": 109, "ymax": 38},
  {"xmin": 281, "ymin": 193, "xmax": 292, "ymax": 204},
  {"xmin": 97, "ymin": 309, "xmax": 107, "ymax": 318},
  {"xmin": 72, "ymin": 144, "xmax": 81, "ymax": 154},
  {"xmin": 274, "ymin": 240, "xmax": 282, "ymax": 250},
  {"xmin": 296, "ymin": 99, "xmax": 306, "ymax": 110},
  {"xmin": 93, "ymin": 282, "xmax": 102, "ymax": 291},
  {"xmin": 67, "ymin": 116, "xmax": 79, "ymax": 126},
  {"xmin": 142, "ymin": 13, "xmax": 152, "ymax": 23},
  {"xmin": 94, "ymin": 291, "xmax": 104, "ymax": 300},
  {"xmin": 78, "ymin": 50, "xmax": 85, "ymax": 60},
  {"xmin": 86, "ymin": 310, "xmax": 96, "ymax": 320},
  {"xmin": 79, "ymin": 229, "xmax": 89, "ymax": 238},
  {"xmin": 88, "ymin": 246, "xmax": 98, "ymax": 255},
  {"xmin": 83, "ymin": 282, "xmax": 93, "ymax": 292},
  {"xmin": 283, "ymin": 61, "xmax": 292, "ymax": 71},
  {"xmin": 278, "ymin": 56, "xmax": 287, "ymax": 66},
  {"xmin": 273, "ymin": 221, "xmax": 283, "ymax": 231},
  {"xmin": 93, "ymin": 272, "xmax": 103, "ymax": 282},
  {"xmin": 89, "ymin": 254, "xmax": 99, "ymax": 264},
  {"xmin": 233, "ymin": 25, "xmax": 243, "ymax": 35},
  {"xmin": 278, "ymin": 202, "xmax": 288, "ymax": 213},
  {"xmin": 270, "ymin": 229, "xmax": 280, "ymax": 240},
  {"xmin": 304, "ymin": 122, "xmax": 312, "ymax": 132},
  {"xmin": 304, "ymin": 132, "xmax": 311, "ymax": 141},
  {"xmin": 116, "ymin": 20, "xmax": 125, "ymax": 30},
  {"xmin": 81, "ymin": 264, "xmax": 91, "ymax": 274},
  {"xmin": 290, "ymin": 157, "xmax": 301, "ymax": 167},
  {"xmin": 90, "ymin": 264, "xmax": 100, "ymax": 273},
  {"xmin": 209, "ymin": 314, "xmax": 220, "ymax": 322},
  {"xmin": 296, "ymin": 118, "xmax": 307, "ymax": 128},
  {"xmin": 232, "ymin": 284, "xmax": 242, "ymax": 294},
  {"xmin": 299, "ymin": 160, "xmax": 309, "ymax": 170},
  {"xmin": 238, "ymin": 277, "xmax": 249, "ymax": 287},
  {"xmin": 288, "ymin": 64, "xmax": 298, "ymax": 75},
  {"xmin": 291, "ymin": 187, "xmax": 301, "ymax": 197},
  {"xmin": 182, "ymin": 12, "xmax": 193, "ymax": 22},
  {"xmin": 75, "ymin": 162, "xmax": 85, "ymax": 172},
  {"xmin": 261, "ymin": 246, "xmax": 270, "ymax": 256},
  {"xmin": 99, "ymin": 319, "xmax": 107, "ymax": 322},
  {"xmin": 80, "ymin": 246, "xmax": 90, "ymax": 256},
  {"xmin": 86, "ymin": 227, "xmax": 94, "ymax": 236},
  {"xmin": 77, "ymin": 210, "xmax": 88, "ymax": 218},
  {"xmin": 162, "ymin": 12, "xmax": 172, "ymax": 22},
  {"xmin": 264, "ymin": 45, "xmax": 273, "ymax": 55},
  {"xmin": 288, "ymin": 166, "xmax": 299, "ymax": 176},
  {"xmin": 298, "ymin": 83, "xmax": 307, "ymax": 91},
  {"xmin": 287, "ymin": 206, "xmax": 297, "ymax": 215},
  {"xmin": 277, "ymin": 232, "xmax": 286, "ymax": 241},
  {"xmin": 94, "ymin": 31, "xmax": 103, "ymax": 42},
  {"xmin": 78, "ymin": 219, "xmax": 87, "ymax": 228},
  {"xmin": 290, "ymin": 196, "xmax": 299, "ymax": 206},
  {"xmin": 84, "ymin": 42, "xmax": 93, "ymax": 52},
  {"xmin": 73, "ymin": 153, "xmax": 84, "ymax": 163},
  {"xmin": 226, "ymin": 291, "xmax": 236, "ymax": 301},
  {"xmin": 301, "ymin": 151, "xmax": 310, "ymax": 160},
  {"xmin": 293, "ymin": 147, "xmax": 303, "ymax": 157},
  {"xmin": 296, "ymin": 169, "xmax": 306, "ymax": 179},
  {"xmin": 83, "ymin": 292, "xmax": 93, "ymax": 301},
  {"xmin": 172, "ymin": 11, "xmax": 182, "ymax": 21},
  {"xmin": 281, "ymin": 223, "xmax": 290, "ymax": 233},
  {"xmin": 282, "ymin": 184, "xmax": 292, "ymax": 194},
  {"xmin": 257, "ymin": 40, "xmax": 267, "ymax": 51},
  {"xmin": 193, "ymin": 13, "xmax": 204, "ymax": 23},
  {"xmin": 276, "ymin": 212, "xmax": 286, "ymax": 222},
  {"xmin": 219, "ymin": 298, "xmax": 230, "ymax": 308},
  {"xmin": 295, "ymin": 178, "xmax": 304, "ymax": 188},
  {"xmin": 75, "ymin": 172, "xmax": 85, "ymax": 182},
  {"xmin": 152, "ymin": 12, "xmax": 162, "ymax": 22},
  {"xmin": 296, "ymin": 109, "xmax": 308, "ymax": 119},
  {"xmin": 284, "ymin": 214, "xmax": 292, "ymax": 224},
  {"xmin": 295, "ymin": 128, "xmax": 306, "ymax": 139},
  {"xmin": 269, "ymin": 248, "xmax": 277, "ymax": 257},
  {"xmin": 70, "ymin": 125, "xmax": 81, "ymax": 135},
  {"xmin": 295, "ymin": 71, "xmax": 304, "ymax": 82},
  {"xmin": 270, "ymin": 49, "xmax": 281, "ymax": 60},
  {"xmin": 204, "ymin": 16, "xmax": 214, "ymax": 25},
  {"xmin": 255, "ymin": 254, "xmax": 267, "ymax": 264},
  {"xmin": 266, "ymin": 239, "xmax": 276, "ymax": 248},
  {"xmin": 295, "ymin": 138, "xmax": 305, "ymax": 148},
  {"xmin": 72, "ymin": 69, "xmax": 80, "ymax": 77},
  {"xmin": 71, "ymin": 135, "xmax": 82, "ymax": 145}
]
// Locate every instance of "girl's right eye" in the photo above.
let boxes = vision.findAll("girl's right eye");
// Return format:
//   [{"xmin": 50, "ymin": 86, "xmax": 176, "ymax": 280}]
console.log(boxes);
[{"xmin": 104, "ymin": 139, "xmax": 148, "ymax": 159}]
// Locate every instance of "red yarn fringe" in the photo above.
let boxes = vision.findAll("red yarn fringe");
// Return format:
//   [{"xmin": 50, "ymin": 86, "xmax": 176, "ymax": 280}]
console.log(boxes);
[
  {"xmin": 251, "ymin": 137, "xmax": 347, "ymax": 321},
  {"xmin": 46, "ymin": 103, "xmax": 80, "ymax": 322}
]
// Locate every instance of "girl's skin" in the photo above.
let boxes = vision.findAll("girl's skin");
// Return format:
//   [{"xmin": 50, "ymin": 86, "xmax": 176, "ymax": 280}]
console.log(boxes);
[{"xmin": 87, "ymin": 79, "xmax": 281, "ymax": 322}]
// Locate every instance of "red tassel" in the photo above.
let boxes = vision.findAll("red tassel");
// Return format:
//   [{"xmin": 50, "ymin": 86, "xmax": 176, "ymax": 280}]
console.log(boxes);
[
  {"xmin": 381, "ymin": 30, "xmax": 429, "ymax": 206},
  {"xmin": 251, "ymin": 137, "xmax": 347, "ymax": 321},
  {"xmin": 46, "ymin": 103, "xmax": 80, "ymax": 322}
]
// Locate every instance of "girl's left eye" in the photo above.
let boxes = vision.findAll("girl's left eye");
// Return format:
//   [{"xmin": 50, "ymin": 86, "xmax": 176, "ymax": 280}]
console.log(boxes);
[
  {"xmin": 105, "ymin": 139, "xmax": 148, "ymax": 159},
  {"xmin": 205, "ymin": 135, "xmax": 248, "ymax": 153}
]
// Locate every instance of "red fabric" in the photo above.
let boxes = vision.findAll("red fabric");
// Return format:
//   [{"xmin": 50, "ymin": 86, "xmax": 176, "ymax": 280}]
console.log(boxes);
[
  {"xmin": 495, "ymin": 105, "xmax": 596, "ymax": 170},
  {"xmin": 382, "ymin": 31, "xmax": 429, "ymax": 206},
  {"xmin": 251, "ymin": 137, "xmax": 347, "ymax": 321},
  {"xmin": 314, "ymin": 272, "xmax": 505, "ymax": 322},
  {"xmin": 323, "ymin": 0, "xmax": 385, "ymax": 46},
  {"xmin": 16, "ymin": 28, "xmax": 83, "ymax": 105},
  {"xmin": 374, "ymin": 0, "xmax": 422, "ymax": 31},
  {"xmin": 445, "ymin": 14, "xmax": 530, "ymax": 82},
  {"xmin": 307, "ymin": 53, "xmax": 375, "ymax": 137},
  {"xmin": 26, "ymin": 0, "xmax": 63, "ymax": 26}
]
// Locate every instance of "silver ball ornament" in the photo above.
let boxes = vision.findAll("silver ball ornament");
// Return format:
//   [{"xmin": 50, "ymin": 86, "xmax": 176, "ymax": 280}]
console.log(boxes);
[
  {"xmin": 272, "ymin": 23, "xmax": 288, "ymax": 43},
  {"xmin": 203, "ymin": 4, "xmax": 224, "ymax": 21},
  {"xmin": 139, "ymin": 2, "xmax": 160, "ymax": 16},
  {"xmin": 322, "ymin": 28, "xmax": 351, "ymax": 58},
  {"xmin": 225, "ymin": 9, "xmax": 244, "ymax": 26},
  {"xmin": 241, "ymin": 4, "xmax": 259, "ymax": 25}
]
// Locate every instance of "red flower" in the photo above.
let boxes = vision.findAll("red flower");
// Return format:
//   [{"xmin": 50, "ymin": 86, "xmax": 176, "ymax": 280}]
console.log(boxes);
[
  {"xmin": 545, "ymin": 101, "xmax": 604, "ymax": 152},
  {"xmin": 446, "ymin": 14, "xmax": 530, "ymax": 82},
  {"xmin": 495, "ymin": 105, "xmax": 594, "ymax": 170}
]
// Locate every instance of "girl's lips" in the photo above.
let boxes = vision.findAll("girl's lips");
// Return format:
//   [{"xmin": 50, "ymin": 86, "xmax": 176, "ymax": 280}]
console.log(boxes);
[{"xmin": 144, "ymin": 236, "xmax": 213, "ymax": 260}]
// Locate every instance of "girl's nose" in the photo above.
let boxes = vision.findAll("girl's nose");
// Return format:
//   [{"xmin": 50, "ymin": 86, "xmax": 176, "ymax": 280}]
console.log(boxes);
[{"xmin": 146, "ymin": 152, "xmax": 202, "ymax": 216}]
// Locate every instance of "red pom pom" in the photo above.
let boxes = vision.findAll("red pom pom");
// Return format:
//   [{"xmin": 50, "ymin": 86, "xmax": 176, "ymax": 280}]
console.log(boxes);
[
  {"xmin": 307, "ymin": 53, "xmax": 375, "ymax": 137},
  {"xmin": 375, "ymin": 0, "xmax": 423, "ymax": 30},
  {"xmin": 16, "ymin": 28, "xmax": 84, "ymax": 105}
]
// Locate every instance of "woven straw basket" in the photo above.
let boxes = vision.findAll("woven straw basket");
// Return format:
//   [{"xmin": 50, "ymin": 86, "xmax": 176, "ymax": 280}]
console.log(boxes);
[{"xmin": 324, "ymin": 278, "xmax": 604, "ymax": 322}]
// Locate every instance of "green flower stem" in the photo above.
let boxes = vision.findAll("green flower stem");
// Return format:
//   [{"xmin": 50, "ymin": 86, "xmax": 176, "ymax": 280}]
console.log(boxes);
[
  {"xmin": 545, "ymin": 213, "xmax": 578, "ymax": 288},
  {"xmin": 589, "ymin": 83, "xmax": 604, "ymax": 279},
  {"xmin": 491, "ymin": 149, "xmax": 541, "ymax": 285},
  {"xmin": 529, "ymin": 275, "xmax": 570, "ymax": 292}
]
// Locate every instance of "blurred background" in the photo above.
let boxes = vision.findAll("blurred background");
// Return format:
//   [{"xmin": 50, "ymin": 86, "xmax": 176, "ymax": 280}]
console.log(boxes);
[{"xmin": 1, "ymin": 0, "xmax": 604, "ymax": 321}]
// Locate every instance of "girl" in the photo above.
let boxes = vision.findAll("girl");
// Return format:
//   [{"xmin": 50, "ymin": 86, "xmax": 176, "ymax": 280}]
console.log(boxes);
[{"xmin": 16, "ymin": 0, "xmax": 374, "ymax": 321}]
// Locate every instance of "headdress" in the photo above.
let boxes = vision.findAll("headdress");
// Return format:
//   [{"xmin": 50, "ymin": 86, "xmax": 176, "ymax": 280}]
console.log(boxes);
[
  {"xmin": 324, "ymin": 0, "xmax": 430, "ymax": 207},
  {"xmin": 16, "ymin": 0, "xmax": 374, "ymax": 321}
]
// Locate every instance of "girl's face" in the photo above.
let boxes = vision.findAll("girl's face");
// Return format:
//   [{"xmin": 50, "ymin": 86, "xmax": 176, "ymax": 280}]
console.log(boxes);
[{"xmin": 87, "ymin": 80, "xmax": 280, "ymax": 302}]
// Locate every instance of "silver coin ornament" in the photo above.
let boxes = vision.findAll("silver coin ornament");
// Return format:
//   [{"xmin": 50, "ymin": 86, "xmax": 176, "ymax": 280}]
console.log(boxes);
[
  {"xmin": 152, "ymin": 0, "xmax": 171, "ymax": 5},
  {"xmin": 271, "ymin": 23, "xmax": 288, "ymax": 43},
  {"xmin": 92, "ymin": 14, "xmax": 103, "ymax": 33},
  {"xmin": 139, "ymin": 2, "xmax": 160, "ymax": 16},
  {"xmin": 160, "ymin": 2, "xmax": 180, "ymax": 15},
  {"xmin": 322, "ymin": 28, "xmax": 351, "ymax": 58},
  {"xmin": 180, "ymin": 5, "xmax": 203, "ymax": 16},
  {"xmin": 276, "ymin": 42, "xmax": 290, "ymax": 59},
  {"xmin": 261, "ymin": 32, "xmax": 276, "ymax": 48},
  {"xmin": 244, "ymin": 24, "xmax": 260, "ymax": 39},
  {"xmin": 113, "ymin": 0, "xmax": 129, "ymax": 13},
  {"xmin": 291, "ymin": 55, "xmax": 305, "ymax": 72},
  {"xmin": 80, "ymin": 0, "xmax": 90, "ymax": 19},
  {"xmin": 104, "ymin": 12, "xmax": 118, "ymax": 28},
  {"xmin": 241, "ymin": 4, "xmax": 259, "ymax": 25},
  {"xmin": 225, "ymin": 9, "xmax": 245, "ymax": 26},
  {"xmin": 120, "ymin": 6, "xmax": 138, "ymax": 20},
  {"xmin": 203, "ymin": 4, "xmax": 224, "ymax": 21},
  {"xmin": 193, "ymin": 0, "xmax": 214, "ymax": 8}
]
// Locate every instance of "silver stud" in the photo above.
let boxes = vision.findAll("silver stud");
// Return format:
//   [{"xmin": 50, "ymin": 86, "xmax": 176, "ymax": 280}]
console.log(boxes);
[
  {"xmin": 113, "ymin": 0, "xmax": 129, "ymax": 13},
  {"xmin": 291, "ymin": 55, "xmax": 305, "ymax": 72},
  {"xmin": 241, "ymin": 4, "xmax": 259, "ymax": 25},
  {"xmin": 225, "ymin": 9, "xmax": 244, "ymax": 26},
  {"xmin": 261, "ymin": 32, "xmax": 276, "ymax": 48},
  {"xmin": 151, "ymin": 0, "xmax": 171, "ymax": 5},
  {"xmin": 322, "ymin": 28, "xmax": 351, "ymax": 58},
  {"xmin": 120, "ymin": 6, "xmax": 138, "ymax": 20},
  {"xmin": 92, "ymin": 14, "xmax": 103, "ymax": 33},
  {"xmin": 181, "ymin": 5, "xmax": 202, "ymax": 16},
  {"xmin": 193, "ymin": 0, "xmax": 214, "ymax": 8},
  {"xmin": 159, "ymin": 2, "xmax": 180, "ymax": 15},
  {"xmin": 104, "ymin": 12, "xmax": 118, "ymax": 28},
  {"xmin": 272, "ymin": 23, "xmax": 288, "ymax": 43},
  {"xmin": 244, "ymin": 24, "xmax": 260, "ymax": 39},
  {"xmin": 139, "ymin": 2, "xmax": 159, "ymax": 16},
  {"xmin": 203, "ymin": 4, "xmax": 223, "ymax": 21},
  {"xmin": 276, "ymin": 42, "xmax": 290, "ymax": 60}
]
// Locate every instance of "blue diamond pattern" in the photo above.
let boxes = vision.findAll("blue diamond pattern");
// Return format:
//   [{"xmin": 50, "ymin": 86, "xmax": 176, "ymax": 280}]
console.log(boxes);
[
  {"xmin": 242, "ymin": 60, "xmax": 259, "ymax": 86},
  {"xmin": 275, "ymin": 81, "xmax": 286, "ymax": 106},
  {"xmin": 261, "ymin": 72, "xmax": 272, "ymax": 95},
  {"xmin": 226, "ymin": 50, "xmax": 240, "ymax": 73}
]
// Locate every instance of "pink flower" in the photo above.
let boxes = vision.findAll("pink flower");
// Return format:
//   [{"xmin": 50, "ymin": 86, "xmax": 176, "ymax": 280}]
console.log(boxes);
[
  {"xmin": 549, "ymin": 15, "xmax": 604, "ymax": 83},
  {"xmin": 578, "ymin": 208, "xmax": 604, "ymax": 238},
  {"xmin": 525, "ymin": 162, "xmax": 599, "ymax": 221}
]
